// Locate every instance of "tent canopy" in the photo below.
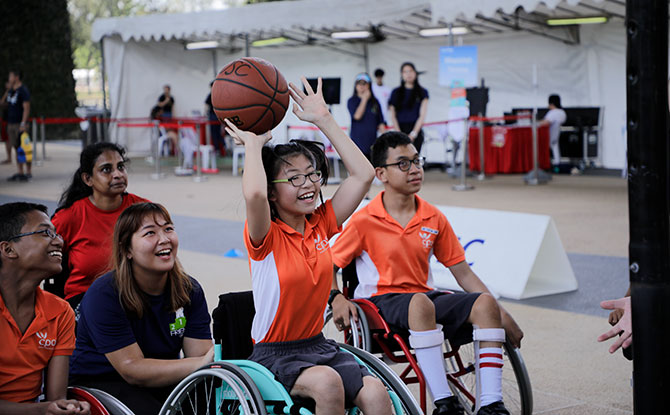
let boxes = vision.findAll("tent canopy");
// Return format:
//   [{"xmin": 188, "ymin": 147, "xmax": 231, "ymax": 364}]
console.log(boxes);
[{"xmin": 92, "ymin": 0, "xmax": 621, "ymax": 48}]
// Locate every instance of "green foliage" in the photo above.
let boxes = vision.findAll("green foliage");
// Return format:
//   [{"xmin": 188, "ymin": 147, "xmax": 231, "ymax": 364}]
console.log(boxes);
[{"xmin": 0, "ymin": 0, "xmax": 78, "ymax": 123}]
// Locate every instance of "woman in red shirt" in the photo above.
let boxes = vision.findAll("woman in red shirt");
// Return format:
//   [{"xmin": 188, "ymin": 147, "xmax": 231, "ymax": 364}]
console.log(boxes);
[{"xmin": 52, "ymin": 142, "xmax": 148, "ymax": 311}]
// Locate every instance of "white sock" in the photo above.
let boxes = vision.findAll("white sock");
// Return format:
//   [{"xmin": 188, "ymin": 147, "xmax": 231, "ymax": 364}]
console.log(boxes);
[
  {"xmin": 479, "ymin": 347, "xmax": 503, "ymax": 406},
  {"xmin": 409, "ymin": 328, "xmax": 452, "ymax": 401}
]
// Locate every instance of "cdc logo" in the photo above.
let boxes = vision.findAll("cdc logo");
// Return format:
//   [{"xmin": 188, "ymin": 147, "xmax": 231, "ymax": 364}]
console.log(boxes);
[{"xmin": 36, "ymin": 332, "xmax": 57, "ymax": 349}]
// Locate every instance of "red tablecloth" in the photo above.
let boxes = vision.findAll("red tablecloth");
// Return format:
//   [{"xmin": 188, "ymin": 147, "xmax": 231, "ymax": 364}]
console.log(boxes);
[{"xmin": 468, "ymin": 125, "xmax": 550, "ymax": 174}]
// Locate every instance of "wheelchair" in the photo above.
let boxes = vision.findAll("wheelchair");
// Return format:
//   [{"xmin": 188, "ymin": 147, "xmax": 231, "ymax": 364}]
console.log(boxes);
[
  {"xmin": 160, "ymin": 290, "xmax": 423, "ymax": 414},
  {"xmin": 323, "ymin": 263, "xmax": 533, "ymax": 415}
]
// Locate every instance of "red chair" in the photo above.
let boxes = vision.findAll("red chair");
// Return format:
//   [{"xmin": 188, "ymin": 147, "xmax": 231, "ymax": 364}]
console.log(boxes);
[{"xmin": 323, "ymin": 263, "xmax": 533, "ymax": 415}]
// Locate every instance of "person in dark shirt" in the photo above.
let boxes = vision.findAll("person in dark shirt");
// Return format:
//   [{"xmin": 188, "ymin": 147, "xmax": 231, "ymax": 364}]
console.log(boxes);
[
  {"xmin": 388, "ymin": 62, "xmax": 429, "ymax": 153},
  {"xmin": 69, "ymin": 203, "xmax": 213, "ymax": 414},
  {"xmin": 205, "ymin": 81, "xmax": 225, "ymax": 155},
  {"xmin": 157, "ymin": 85, "xmax": 174, "ymax": 118},
  {"xmin": 347, "ymin": 73, "xmax": 385, "ymax": 159},
  {"xmin": 2, "ymin": 70, "xmax": 31, "ymax": 181}
]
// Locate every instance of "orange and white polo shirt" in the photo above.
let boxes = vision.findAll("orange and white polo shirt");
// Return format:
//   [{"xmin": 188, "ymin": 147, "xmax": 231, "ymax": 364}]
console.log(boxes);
[
  {"xmin": 0, "ymin": 288, "xmax": 76, "ymax": 403},
  {"xmin": 331, "ymin": 192, "xmax": 465, "ymax": 298},
  {"xmin": 244, "ymin": 200, "xmax": 341, "ymax": 344}
]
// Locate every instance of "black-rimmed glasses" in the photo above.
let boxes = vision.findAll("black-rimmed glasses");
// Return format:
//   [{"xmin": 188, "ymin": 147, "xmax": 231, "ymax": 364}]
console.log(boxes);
[
  {"xmin": 380, "ymin": 157, "xmax": 425, "ymax": 172},
  {"xmin": 6, "ymin": 228, "xmax": 63, "ymax": 242},
  {"xmin": 272, "ymin": 171, "xmax": 323, "ymax": 187}
]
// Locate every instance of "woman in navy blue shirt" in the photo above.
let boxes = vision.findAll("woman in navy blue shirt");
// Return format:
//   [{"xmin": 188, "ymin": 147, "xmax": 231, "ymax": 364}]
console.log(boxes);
[
  {"xmin": 347, "ymin": 73, "xmax": 385, "ymax": 159},
  {"xmin": 388, "ymin": 62, "xmax": 429, "ymax": 153},
  {"xmin": 70, "ymin": 202, "xmax": 213, "ymax": 414}
]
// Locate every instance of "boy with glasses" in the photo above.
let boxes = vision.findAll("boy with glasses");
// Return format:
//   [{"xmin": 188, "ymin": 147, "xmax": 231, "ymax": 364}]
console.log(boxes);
[
  {"xmin": 0, "ymin": 202, "xmax": 89, "ymax": 414},
  {"xmin": 330, "ymin": 132, "xmax": 523, "ymax": 415}
]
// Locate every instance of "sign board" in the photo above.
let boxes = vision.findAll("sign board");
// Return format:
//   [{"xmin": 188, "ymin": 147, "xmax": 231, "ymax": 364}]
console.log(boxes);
[
  {"xmin": 439, "ymin": 46, "xmax": 478, "ymax": 88},
  {"xmin": 431, "ymin": 205, "xmax": 577, "ymax": 300}
]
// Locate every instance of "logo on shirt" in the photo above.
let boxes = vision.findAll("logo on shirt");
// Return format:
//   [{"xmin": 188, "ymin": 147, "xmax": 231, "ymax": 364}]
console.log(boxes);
[
  {"xmin": 169, "ymin": 308, "xmax": 186, "ymax": 337},
  {"xmin": 36, "ymin": 331, "xmax": 57, "ymax": 349},
  {"xmin": 314, "ymin": 234, "xmax": 330, "ymax": 253},
  {"xmin": 419, "ymin": 227, "xmax": 439, "ymax": 249}
]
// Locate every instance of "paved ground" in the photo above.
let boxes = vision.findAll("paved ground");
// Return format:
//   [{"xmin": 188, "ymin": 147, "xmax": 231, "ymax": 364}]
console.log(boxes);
[{"xmin": 0, "ymin": 142, "xmax": 633, "ymax": 414}]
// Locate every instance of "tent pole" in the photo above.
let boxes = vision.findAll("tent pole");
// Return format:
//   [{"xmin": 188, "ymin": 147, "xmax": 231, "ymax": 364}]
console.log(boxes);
[
  {"xmin": 245, "ymin": 33, "xmax": 250, "ymax": 57},
  {"xmin": 363, "ymin": 43, "xmax": 369, "ymax": 74},
  {"xmin": 626, "ymin": 1, "xmax": 670, "ymax": 413},
  {"xmin": 100, "ymin": 37, "xmax": 108, "ymax": 115},
  {"xmin": 212, "ymin": 50, "xmax": 218, "ymax": 76}
]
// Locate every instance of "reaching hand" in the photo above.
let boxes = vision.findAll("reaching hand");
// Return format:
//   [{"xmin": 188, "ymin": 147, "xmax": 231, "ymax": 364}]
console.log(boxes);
[
  {"xmin": 501, "ymin": 310, "xmax": 524, "ymax": 349},
  {"xmin": 224, "ymin": 118, "xmax": 272, "ymax": 147},
  {"xmin": 608, "ymin": 308, "xmax": 624, "ymax": 326},
  {"xmin": 289, "ymin": 77, "xmax": 331, "ymax": 126},
  {"xmin": 598, "ymin": 297, "xmax": 632, "ymax": 353},
  {"xmin": 359, "ymin": 89, "xmax": 371, "ymax": 101},
  {"xmin": 201, "ymin": 345, "xmax": 215, "ymax": 366},
  {"xmin": 331, "ymin": 295, "xmax": 358, "ymax": 332}
]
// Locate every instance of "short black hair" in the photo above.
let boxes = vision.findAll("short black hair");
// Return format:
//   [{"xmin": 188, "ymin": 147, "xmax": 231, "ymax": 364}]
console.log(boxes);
[
  {"xmin": 0, "ymin": 202, "xmax": 48, "ymax": 267},
  {"xmin": 374, "ymin": 68, "xmax": 385, "ymax": 78},
  {"xmin": 371, "ymin": 131, "xmax": 413, "ymax": 168},
  {"xmin": 548, "ymin": 94, "xmax": 562, "ymax": 108}
]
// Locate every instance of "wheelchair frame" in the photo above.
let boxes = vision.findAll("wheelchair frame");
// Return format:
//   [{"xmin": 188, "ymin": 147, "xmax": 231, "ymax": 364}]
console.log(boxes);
[{"xmin": 323, "ymin": 264, "xmax": 533, "ymax": 415}]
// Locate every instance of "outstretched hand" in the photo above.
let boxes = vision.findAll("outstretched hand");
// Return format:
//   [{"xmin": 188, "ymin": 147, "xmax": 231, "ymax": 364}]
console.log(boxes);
[
  {"xmin": 289, "ymin": 77, "xmax": 331, "ymax": 126},
  {"xmin": 224, "ymin": 119, "xmax": 272, "ymax": 147},
  {"xmin": 598, "ymin": 297, "xmax": 632, "ymax": 354}
]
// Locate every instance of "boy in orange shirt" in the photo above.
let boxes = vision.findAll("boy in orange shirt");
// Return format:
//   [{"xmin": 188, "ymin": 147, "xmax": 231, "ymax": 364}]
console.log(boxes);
[
  {"xmin": 0, "ymin": 202, "xmax": 89, "ymax": 414},
  {"xmin": 330, "ymin": 132, "xmax": 523, "ymax": 415}
]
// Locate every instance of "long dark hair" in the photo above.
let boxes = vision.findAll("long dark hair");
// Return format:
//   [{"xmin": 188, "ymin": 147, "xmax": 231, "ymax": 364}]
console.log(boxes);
[
  {"xmin": 112, "ymin": 202, "xmax": 192, "ymax": 318},
  {"xmin": 57, "ymin": 142, "xmax": 128, "ymax": 212},
  {"xmin": 351, "ymin": 76, "xmax": 382, "ymax": 116},
  {"xmin": 261, "ymin": 140, "xmax": 330, "ymax": 221},
  {"xmin": 394, "ymin": 62, "xmax": 427, "ymax": 111}
]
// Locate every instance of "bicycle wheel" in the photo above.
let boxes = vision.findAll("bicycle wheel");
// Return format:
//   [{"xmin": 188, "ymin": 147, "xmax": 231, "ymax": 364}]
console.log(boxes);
[
  {"xmin": 159, "ymin": 367, "xmax": 267, "ymax": 415},
  {"xmin": 339, "ymin": 343, "xmax": 422, "ymax": 415},
  {"xmin": 323, "ymin": 304, "xmax": 371, "ymax": 351},
  {"xmin": 445, "ymin": 341, "xmax": 532, "ymax": 415}
]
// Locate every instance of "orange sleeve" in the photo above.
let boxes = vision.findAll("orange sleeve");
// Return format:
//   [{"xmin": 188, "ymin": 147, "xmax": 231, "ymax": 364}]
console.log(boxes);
[
  {"xmin": 331, "ymin": 217, "xmax": 363, "ymax": 269},
  {"xmin": 433, "ymin": 214, "xmax": 466, "ymax": 268},
  {"xmin": 243, "ymin": 220, "xmax": 276, "ymax": 261},
  {"xmin": 53, "ymin": 303, "xmax": 76, "ymax": 356}
]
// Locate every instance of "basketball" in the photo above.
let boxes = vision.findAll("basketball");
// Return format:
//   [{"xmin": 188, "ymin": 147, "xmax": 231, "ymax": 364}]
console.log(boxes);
[{"xmin": 211, "ymin": 57, "xmax": 290, "ymax": 134}]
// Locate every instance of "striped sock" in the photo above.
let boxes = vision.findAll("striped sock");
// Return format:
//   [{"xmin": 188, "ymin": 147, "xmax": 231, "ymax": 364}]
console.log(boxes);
[{"xmin": 479, "ymin": 347, "xmax": 504, "ymax": 406}]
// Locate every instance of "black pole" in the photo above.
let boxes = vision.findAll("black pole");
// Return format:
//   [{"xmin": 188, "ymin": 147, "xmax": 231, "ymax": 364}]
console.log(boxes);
[{"xmin": 626, "ymin": 1, "xmax": 670, "ymax": 413}]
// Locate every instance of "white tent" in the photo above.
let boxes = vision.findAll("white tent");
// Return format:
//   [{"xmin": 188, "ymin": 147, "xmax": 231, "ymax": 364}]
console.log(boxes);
[{"xmin": 92, "ymin": 0, "xmax": 628, "ymax": 169}]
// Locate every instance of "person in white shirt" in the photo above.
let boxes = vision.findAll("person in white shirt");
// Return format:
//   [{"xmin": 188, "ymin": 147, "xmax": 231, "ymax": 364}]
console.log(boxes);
[
  {"xmin": 541, "ymin": 94, "xmax": 567, "ymax": 166},
  {"xmin": 371, "ymin": 68, "xmax": 392, "ymax": 127}
]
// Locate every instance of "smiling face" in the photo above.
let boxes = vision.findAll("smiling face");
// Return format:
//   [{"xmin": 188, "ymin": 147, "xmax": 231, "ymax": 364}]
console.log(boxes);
[
  {"xmin": 128, "ymin": 213, "xmax": 178, "ymax": 280},
  {"xmin": 376, "ymin": 144, "xmax": 423, "ymax": 195},
  {"xmin": 270, "ymin": 154, "xmax": 321, "ymax": 220},
  {"xmin": 82, "ymin": 150, "xmax": 128, "ymax": 199},
  {"xmin": 10, "ymin": 210, "xmax": 63, "ymax": 276}
]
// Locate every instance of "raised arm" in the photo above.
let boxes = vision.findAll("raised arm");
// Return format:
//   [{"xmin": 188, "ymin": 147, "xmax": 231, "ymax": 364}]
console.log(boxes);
[
  {"xmin": 105, "ymin": 342, "xmax": 214, "ymax": 388},
  {"xmin": 289, "ymin": 77, "xmax": 374, "ymax": 226},
  {"xmin": 224, "ymin": 119, "xmax": 273, "ymax": 246}
]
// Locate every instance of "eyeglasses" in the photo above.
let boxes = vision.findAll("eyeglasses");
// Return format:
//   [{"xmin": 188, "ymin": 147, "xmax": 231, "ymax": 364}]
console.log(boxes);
[
  {"xmin": 380, "ymin": 157, "xmax": 425, "ymax": 172},
  {"xmin": 6, "ymin": 228, "xmax": 63, "ymax": 242},
  {"xmin": 272, "ymin": 171, "xmax": 323, "ymax": 187}
]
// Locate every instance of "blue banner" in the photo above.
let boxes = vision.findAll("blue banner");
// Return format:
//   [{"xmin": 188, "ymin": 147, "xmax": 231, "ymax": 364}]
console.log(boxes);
[{"xmin": 439, "ymin": 45, "xmax": 478, "ymax": 87}]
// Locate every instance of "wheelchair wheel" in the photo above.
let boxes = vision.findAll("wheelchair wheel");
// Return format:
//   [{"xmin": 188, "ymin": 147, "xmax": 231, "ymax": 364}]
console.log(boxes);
[
  {"xmin": 445, "ymin": 341, "xmax": 532, "ymax": 415},
  {"xmin": 323, "ymin": 303, "xmax": 371, "ymax": 351},
  {"xmin": 159, "ymin": 367, "xmax": 267, "ymax": 415},
  {"xmin": 68, "ymin": 386, "xmax": 134, "ymax": 415},
  {"xmin": 339, "ymin": 343, "xmax": 422, "ymax": 415}
]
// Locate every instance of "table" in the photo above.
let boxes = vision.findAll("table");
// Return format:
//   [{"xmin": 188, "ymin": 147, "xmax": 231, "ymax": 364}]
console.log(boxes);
[{"xmin": 468, "ymin": 125, "xmax": 550, "ymax": 174}]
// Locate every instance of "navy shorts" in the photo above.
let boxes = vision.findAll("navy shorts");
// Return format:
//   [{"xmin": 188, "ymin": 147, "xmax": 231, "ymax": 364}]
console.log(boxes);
[
  {"xmin": 249, "ymin": 333, "xmax": 371, "ymax": 405},
  {"xmin": 368, "ymin": 290, "xmax": 480, "ymax": 347}
]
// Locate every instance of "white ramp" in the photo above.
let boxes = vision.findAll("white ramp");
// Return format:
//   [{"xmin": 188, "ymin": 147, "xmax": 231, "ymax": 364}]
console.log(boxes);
[{"xmin": 430, "ymin": 205, "xmax": 577, "ymax": 300}]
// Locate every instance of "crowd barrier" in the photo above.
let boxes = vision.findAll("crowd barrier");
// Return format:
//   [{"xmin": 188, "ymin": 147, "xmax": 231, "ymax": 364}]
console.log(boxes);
[{"xmin": 25, "ymin": 113, "xmax": 545, "ymax": 187}]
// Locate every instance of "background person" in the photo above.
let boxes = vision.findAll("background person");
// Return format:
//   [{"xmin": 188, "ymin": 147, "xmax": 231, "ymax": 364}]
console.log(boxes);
[
  {"xmin": 371, "ymin": 68, "xmax": 392, "ymax": 126},
  {"xmin": 330, "ymin": 132, "xmax": 523, "ymax": 415},
  {"xmin": 598, "ymin": 296, "xmax": 632, "ymax": 354},
  {"xmin": 52, "ymin": 143, "xmax": 148, "ymax": 311},
  {"xmin": 69, "ymin": 203, "xmax": 213, "ymax": 414},
  {"xmin": 388, "ymin": 62, "xmax": 429, "ymax": 153},
  {"xmin": 0, "ymin": 202, "xmax": 90, "ymax": 415},
  {"xmin": 157, "ymin": 85, "xmax": 174, "ymax": 119},
  {"xmin": 224, "ymin": 76, "xmax": 390, "ymax": 414},
  {"xmin": 540, "ymin": 94, "xmax": 566, "ymax": 168},
  {"xmin": 347, "ymin": 73, "xmax": 385, "ymax": 159},
  {"xmin": 2, "ymin": 70, "xmax": 31, "ymax": 181},
  {"xmin": 205, "ymin": 80, "xmax": 225, "ymax": 156}
]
